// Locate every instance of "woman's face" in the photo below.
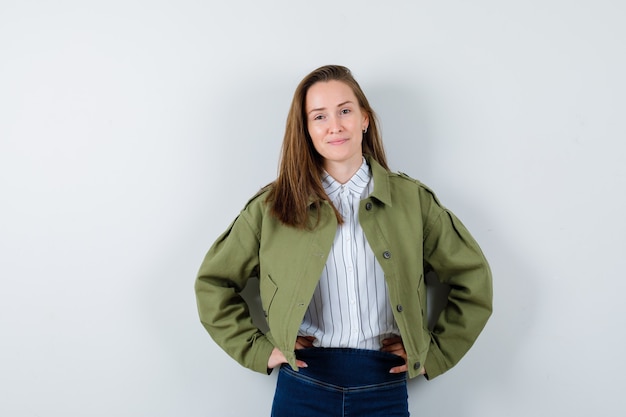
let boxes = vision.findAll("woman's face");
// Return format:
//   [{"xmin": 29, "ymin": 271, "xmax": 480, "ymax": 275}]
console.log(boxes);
[{"xmin": 305, "ymin": 80, "xmax": 369, "ymax": 172}]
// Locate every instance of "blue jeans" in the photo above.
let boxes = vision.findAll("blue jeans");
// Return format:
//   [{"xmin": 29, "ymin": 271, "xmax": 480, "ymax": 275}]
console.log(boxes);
[{"xmin": 271, "ymin": 348, "xmax": 409, "ymax": 417}]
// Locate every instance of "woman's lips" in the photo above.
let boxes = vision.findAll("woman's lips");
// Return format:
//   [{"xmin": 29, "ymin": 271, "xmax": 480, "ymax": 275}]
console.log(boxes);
[{"xmin": 327, "ymin": 138, "xmax": 349, "ymax": 145}]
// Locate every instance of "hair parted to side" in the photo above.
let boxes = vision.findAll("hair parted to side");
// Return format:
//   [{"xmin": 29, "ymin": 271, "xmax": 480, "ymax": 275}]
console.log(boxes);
[{"xmin": 267, "ymin": 65, "xmax": 389, "ymax": 229}]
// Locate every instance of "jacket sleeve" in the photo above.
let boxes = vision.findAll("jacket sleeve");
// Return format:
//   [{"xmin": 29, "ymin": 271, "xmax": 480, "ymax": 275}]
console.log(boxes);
[
  {"xmin": 420, "ymin": 189, "xmax": 493, "ymax": 379},
  {"xmin": 194, "ymin": 208, "xmax": 275, "ymax": 374}
]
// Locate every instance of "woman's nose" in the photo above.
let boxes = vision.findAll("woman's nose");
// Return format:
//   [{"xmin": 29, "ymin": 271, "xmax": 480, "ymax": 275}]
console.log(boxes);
[{"xmin": 328, "ymin": 116, "xmax": 342, "ymax": 134}]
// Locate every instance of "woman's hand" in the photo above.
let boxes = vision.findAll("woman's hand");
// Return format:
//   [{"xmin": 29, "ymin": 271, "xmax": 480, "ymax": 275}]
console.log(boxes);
[
  {"xmin": 267, "ymin": 346, "xmax": 308, "ymax": 370},
  {"xmin": 381, "ymin": 336, "xmax": 425, "ymax": 375},
  {"xmin": 295, "ymin": 335, "xmax": 316, "ymax": 350},
  {"xmin": 267, "ymin": 347, "xmax": 288, "ymax": 369}
]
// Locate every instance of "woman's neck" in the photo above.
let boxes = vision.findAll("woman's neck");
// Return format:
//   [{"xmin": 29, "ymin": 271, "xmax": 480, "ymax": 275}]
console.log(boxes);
[{"xmin": 324, "ymin": 156, "xmax": 363, "ymax": 184}]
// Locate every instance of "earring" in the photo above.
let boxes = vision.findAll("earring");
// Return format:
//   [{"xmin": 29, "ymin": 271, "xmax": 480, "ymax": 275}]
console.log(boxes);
[{"xmin": 363, "ymin": 126, "xmax": 368, "ymax": 134}]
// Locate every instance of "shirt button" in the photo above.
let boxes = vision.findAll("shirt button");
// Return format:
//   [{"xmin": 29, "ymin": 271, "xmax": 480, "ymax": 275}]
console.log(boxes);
[
  {"xmin": 383, "ymin": 251, "xmax": 391, "ymax": 259},
  {"xmin": 413, "ymin": 362, "xmax": 421, "ymax": 370},
  {"xmin": 365, "ymin": 202, "xmax": 373, "ymax": 210},
  {"xmin": 396, "ymin": 305, "xmax": 403, "ymax": 312}
]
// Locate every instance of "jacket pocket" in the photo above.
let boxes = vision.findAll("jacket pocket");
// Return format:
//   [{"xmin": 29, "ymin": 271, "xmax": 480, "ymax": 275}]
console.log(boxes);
[{"xmin": 259, "ymin": 274, "xmax": 278, "ymax": 319}]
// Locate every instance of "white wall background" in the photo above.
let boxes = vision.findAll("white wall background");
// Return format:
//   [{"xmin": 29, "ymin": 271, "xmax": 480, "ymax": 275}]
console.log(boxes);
[{"xmin": 1, "ymin": 0, "xmax": 625, "ymax": 415}]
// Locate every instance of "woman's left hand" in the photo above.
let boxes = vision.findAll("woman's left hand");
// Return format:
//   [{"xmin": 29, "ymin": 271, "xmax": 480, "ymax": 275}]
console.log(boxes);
[{"xmin": 380, "ymin": 336, "xmax": 409, "ymax": 374}]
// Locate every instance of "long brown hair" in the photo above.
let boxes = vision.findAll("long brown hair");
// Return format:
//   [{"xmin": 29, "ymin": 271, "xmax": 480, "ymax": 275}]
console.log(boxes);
[{"xmin": 267, "ymin": 65, "xmax": 389, "ymax": 228}]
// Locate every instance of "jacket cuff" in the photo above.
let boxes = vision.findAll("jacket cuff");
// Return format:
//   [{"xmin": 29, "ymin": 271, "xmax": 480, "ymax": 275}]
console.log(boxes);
[
  {"xmin": 423, "ymin": 338, "xmax": 447, "ymax": 380},
  {"xmin": 251, "ymin": 336, "xmax": 276, "ymax": 375}
]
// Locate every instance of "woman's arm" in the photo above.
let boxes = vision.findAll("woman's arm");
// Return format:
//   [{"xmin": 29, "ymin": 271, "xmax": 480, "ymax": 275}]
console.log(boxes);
[
  {"xmin": 195, "ymin": 211, "xmax": 275, "ymax": 374},
  {"xmin": 421, "ymin": 197, "xmax": 493, "ymax": 379}
]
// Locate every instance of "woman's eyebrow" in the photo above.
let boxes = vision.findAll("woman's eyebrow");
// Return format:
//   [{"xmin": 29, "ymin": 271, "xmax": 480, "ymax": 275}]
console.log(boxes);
[{"xmin": 308, "ymin": 101, "xmax": 354, "ymax": 115}]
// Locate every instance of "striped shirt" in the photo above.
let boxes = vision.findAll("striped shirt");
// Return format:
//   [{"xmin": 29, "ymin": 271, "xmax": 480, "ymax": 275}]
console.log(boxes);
[{"xmin": 298, "ymin": 158, "xmax": 400, "ymax": 350}]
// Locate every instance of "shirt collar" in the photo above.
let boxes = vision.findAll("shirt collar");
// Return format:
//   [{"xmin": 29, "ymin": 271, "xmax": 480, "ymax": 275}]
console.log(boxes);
[{"xmin": 322, "ymin": 158, "xmax": 371, "ymax": 199}]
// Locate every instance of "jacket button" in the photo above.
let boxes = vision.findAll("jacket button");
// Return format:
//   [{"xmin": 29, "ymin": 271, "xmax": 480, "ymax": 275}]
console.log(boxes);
[
  {"xmin": 396, "ymin": 304, "xmax": 403, "ymax": 312},
  {"xmin": 365, "ymin": 202, "xmax": 373, "ymax": 210},
  {"xmin": 383, "ymin": 251, "xmax": 391, "ymax": 259},
  {"xmin": 414, "ymin": 362, "xmax": 421, "ymax": 370}
]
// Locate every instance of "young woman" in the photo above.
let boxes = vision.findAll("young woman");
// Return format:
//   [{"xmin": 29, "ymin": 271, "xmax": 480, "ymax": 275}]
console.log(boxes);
[{"xmin": 195, "ymin": 65, "xmax": 493, "ymax": 417}]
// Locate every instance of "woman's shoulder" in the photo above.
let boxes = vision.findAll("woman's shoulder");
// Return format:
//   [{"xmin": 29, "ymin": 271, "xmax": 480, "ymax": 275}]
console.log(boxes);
[
  {"xmin": 370, "ymin": 158, "xmax": 433, "ymax": 194},
  {"xmin": 389, "ymin": 169, "xmax": 434, "ymax": 193},
  {"xmin": 387, "ymin": 169, "xmax": 446, "ymax": 210}
]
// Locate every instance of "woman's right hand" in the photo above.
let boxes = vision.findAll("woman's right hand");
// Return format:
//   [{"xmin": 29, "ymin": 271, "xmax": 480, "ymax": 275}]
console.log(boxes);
[
  {"xmin": 267, "ymin": 347, "xmax": 308, "ymax": 369},
  {"xmin": 295, "ymin": 335, "xmax": 316, "ymax": 350}
]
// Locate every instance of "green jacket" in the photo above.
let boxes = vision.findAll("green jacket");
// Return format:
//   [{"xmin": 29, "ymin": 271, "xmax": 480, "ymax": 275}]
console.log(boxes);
[{"xmin": 195, "ymin": 157, "xmax": 492, "ymax": 379}]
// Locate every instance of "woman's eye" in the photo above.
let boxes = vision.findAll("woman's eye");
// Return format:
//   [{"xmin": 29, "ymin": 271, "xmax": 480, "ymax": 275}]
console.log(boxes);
[
  {"xmin": 341, "ymin": 108, "xmax": 351, "ymax": 115},
  {"xmin": 313, "ymin": 114, "xmax": 325, "ymax": 120}
]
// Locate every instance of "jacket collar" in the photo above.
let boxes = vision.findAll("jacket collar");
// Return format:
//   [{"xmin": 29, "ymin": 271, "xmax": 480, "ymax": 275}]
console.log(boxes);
[
  {"xmin": 308, "ymin": 155, "xmax": 393, "ymax": 207},
  {"xmin": 366, "ymin": 155, "xmax": 393, "ymax": 207}
]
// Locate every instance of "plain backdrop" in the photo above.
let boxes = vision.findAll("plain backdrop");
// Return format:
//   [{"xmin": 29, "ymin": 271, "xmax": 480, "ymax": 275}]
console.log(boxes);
[{"xmin": 1, "ymin": 1, "xmax": 625, "ymax": 416}]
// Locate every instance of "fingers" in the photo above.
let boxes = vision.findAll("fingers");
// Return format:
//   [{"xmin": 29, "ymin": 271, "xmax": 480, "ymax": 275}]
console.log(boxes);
[
  {"xmin": 381, "ymin": 335, "xmax": 408, "ymax": 373},
  {"xmin": 380, "ymin": 342, "xmax": 405, "ymax": 353},
  {"xmin": 381, "ymin": 336, "xmax": 403, "ymax": 349},
  {"xmin": 294, "ymin": 336, "xmax": 315, "ymax": 367},
  {"xmin": 389, "ymin": 364, "xmax": 408, "ymax": 374},
  {"xmin": 381, "ymin": 343, "xmax": 407, "ymax": 359},
  {"xmin": 294, "ymin": 336, "xmax": 316, "ymax": 350},
  {"xmin": 381, "ymin": 335, "xmax": 403, "ymax": 344},
  {"xmin": 268, "ymin": 347, "xmax": 309, "ymax": 369},
  {"xmin": 270, "ymin": 339, "xmax": 314, "ymax": 370}
]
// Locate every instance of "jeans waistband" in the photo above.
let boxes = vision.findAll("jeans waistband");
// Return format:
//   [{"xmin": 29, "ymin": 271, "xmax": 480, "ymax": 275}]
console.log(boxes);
[{"xmin": 292, "ymin": 347, "xmax": 406, "ymax": 388}]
